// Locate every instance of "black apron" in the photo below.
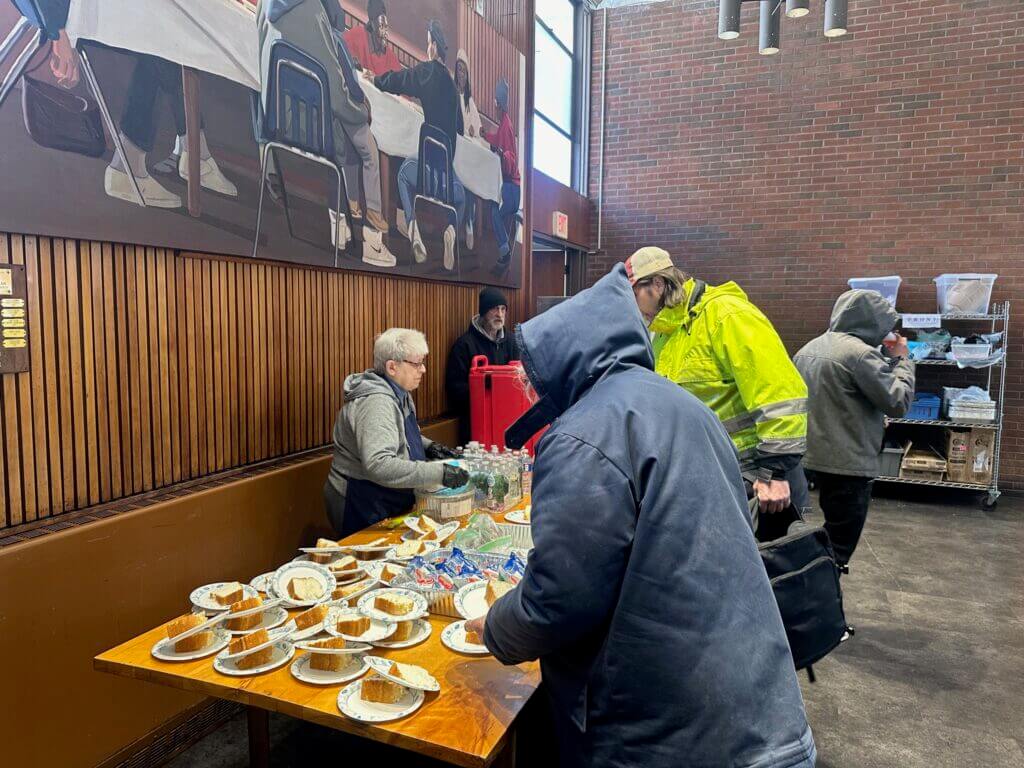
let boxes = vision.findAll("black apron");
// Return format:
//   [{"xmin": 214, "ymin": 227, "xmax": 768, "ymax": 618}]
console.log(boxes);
[{"xmin": 340, "ymin": 379, "xmax": 427, "ymax": 537}]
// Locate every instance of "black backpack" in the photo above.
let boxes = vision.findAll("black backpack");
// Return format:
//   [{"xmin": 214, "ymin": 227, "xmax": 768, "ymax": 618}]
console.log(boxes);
[{"xmin": 754, "ymin": 504, "xmax": 851, "ymax": 676}]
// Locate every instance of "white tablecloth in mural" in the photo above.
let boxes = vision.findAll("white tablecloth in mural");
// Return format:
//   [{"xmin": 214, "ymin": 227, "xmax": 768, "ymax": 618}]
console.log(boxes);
[
  {"xmin": 66, "ymin": 0, "xmax": 261, "ymax": 91},
  {"xmin": 65, "ymin": 0, "xmax": 502, "ymax": 201},
  {"xmin": 359, "ymin": 76, "xmax": 502, "ymax": 202}
]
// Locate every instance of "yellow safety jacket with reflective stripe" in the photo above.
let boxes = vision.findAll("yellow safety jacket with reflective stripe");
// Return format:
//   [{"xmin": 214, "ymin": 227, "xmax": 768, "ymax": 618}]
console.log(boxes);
[{"xmin": 650, "ymin": 279, "xmax": 808, "ymax": 473}]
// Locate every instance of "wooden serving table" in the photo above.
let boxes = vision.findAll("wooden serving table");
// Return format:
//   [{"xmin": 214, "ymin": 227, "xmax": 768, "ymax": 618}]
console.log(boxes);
[{"xmin": 94, "ymin": 504, "xmax": 539, "ymax": 768}]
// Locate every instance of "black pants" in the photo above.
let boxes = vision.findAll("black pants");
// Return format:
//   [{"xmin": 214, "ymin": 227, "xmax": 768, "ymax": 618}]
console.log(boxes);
[
  {"xmin": 816, "ymin": 472, "xmax": 874, "ymax": 566},
  {"xmin": 121, "ymin": 53, "xmax": 202, "ymax": 152},
  {"xmin": 323, "ymin": 481, "xmax": 347, "ymax": 537}
]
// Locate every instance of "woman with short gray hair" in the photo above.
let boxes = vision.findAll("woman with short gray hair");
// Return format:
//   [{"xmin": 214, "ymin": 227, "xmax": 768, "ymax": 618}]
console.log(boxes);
[{"xmin": 324, "ymin": 328, "xmax": 469, "ymax": 536}]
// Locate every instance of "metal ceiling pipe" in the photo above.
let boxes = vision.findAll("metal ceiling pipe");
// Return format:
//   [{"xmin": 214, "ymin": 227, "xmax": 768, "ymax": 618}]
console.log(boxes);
[
  {"xmin": 718, "ymin": 0, "xmax": 741, "ymax": 40},
  {"xmin": 786, "ymin": 0, "xmax": 810, "ymax": 18},
  {"xmin": 759, "ymin": 0, "xmax": 781, "ymax": 55},
  {"xmin": 825, "ymin": 0, "xmax": 848, "ymax": 37}
]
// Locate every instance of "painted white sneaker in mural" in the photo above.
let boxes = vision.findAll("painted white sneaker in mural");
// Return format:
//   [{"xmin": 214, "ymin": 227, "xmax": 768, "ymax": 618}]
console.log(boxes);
[
  {"xmin": 178, "ymin": 152, "xmax": 238, "ymax": 197},
  {"xmin": 465, "ymin": 218, "xmax": 474, "ymax": 250},
  {"xmin": 104, "ymin": 166, "xmax": 181, "ymax": 208},
  {"xmin": 362, "ymin": 227, "xmax": 396, "ymax": 268},
  {"xmin": 443, "ymin": 224, "xmax": 456, "ymax": 271},
  {"xmin": 410, "ymin": 220, "xmax": 427, "ymax": 264},
  {"xmin": 328, "ymin": 209, "xmax": 350, "ymax": 249}
]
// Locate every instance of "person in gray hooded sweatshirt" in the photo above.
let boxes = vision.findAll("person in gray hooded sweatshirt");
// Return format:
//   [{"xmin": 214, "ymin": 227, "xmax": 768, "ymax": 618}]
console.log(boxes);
[
  {"xmin": 324, "ymin": 328, "xmax": 468, "ymax": 537},
  {"xmin": 794, "ymin": 289, "xmax": 915, "ymax": 566}
]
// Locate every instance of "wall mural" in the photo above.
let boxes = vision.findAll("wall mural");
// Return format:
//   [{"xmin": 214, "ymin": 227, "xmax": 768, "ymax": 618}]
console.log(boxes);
[{"xmin": 0, "ymin": 0, "xmax": 525, "ymax": 287}]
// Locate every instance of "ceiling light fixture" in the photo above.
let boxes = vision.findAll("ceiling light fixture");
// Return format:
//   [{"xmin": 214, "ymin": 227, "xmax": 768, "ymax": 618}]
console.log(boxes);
[
  {"xmin": 785, "ymin": 0, "xmax": 810, "ymax": 18},
  {"xmin": 718, "ymin": 0, "xmax": 742, "ymax": 40},
  {"xmin": 718, "ymin": 1, "xmax": 851, "ymax": 52},
  {"xmin": 824, "ymin": 0, "xmax": 848, "ymax": 37},
  {"xmin": 759, "ymin": 0, "xmax": 781, "ymax": 55}
]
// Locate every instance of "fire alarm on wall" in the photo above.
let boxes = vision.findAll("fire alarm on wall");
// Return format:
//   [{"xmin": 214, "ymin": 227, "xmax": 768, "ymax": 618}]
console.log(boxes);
[{"xmin": 552, "ymin": 211, "xmax": 569, "ymax": 240}]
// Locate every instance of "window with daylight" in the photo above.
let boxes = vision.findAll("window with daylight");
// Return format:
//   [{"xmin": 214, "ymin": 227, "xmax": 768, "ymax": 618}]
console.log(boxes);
[{"xmin": 533, "ymin": 0, "xmax": 587, "ymax": 190}]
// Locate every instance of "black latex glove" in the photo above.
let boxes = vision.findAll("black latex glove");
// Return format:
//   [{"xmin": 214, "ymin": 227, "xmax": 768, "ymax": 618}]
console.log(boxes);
[
  {"xmin": 425, "ymin": 443, "xmax": 458, "ymax": 460},
  {"xmin": 442, "ymin": 464, "xmax": 470, "ymax": 489}
]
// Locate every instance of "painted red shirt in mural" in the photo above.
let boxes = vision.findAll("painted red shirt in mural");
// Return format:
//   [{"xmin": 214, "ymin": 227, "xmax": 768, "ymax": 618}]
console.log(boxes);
[
  {"xmin": 343, "ymin": 24, "xmax": 402, "ymax": 77},
  {"xmin": 484, "ymin": 114, "xmax": 521, "ymax": 186}
]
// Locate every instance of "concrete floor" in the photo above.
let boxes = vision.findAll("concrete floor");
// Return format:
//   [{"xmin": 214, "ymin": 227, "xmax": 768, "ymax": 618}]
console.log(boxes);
[{"xmin": 166, "ymin": 490, "xmax": 1024, "ymax": 768}]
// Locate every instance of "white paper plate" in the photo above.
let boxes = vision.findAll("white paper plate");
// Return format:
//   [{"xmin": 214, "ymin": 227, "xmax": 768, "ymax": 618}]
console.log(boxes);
[
  {"xmin": 329, "ymin": 578, "xmax": 379, "ymax": 603},
  {"xmin": 219, "ymin": 597, "xmax": 285, "ymax": 621},
  {"xmin": 299, "ymin": 545, "xmax": 348, "ymax": 555},
  {"xmin": 329, "ymin": 567, "xmax": 367, "ymax": 584},
  {"xmin": 290, "ymin": 614, "xmax": 331, "ymax": 643},
  {"xmin": 371, "ymin": 619, "xmax": 432, "ymax": 649},
  {"xmin": 324, "ymin": 606, "xmax": 397, "ymax": 643},
  {"xmin": 341, "ymin": 540, "xmax": 394, "ymax": 553},
  {"xmin": 189, "ymin": 582, "xmax": 259, "ymax": 613},
  {"xmin": 295, "ymin": 639, "xmax": 371, "ymax": 655},
  {"xmin": 454, "ymin": 582, "xmax": 490, "ymax": 620},
  {"xmin": 224, "ymin": 606, "xmax": 290, "ymax": 636},
  {"xmin": 441, "ymin": 621, "xmax": 490, "ymax": 655},
  {"xmin": 218, "ymin": 624, "xmax": 295, "ymax": 663},
  {"xmin": 272, "ymin": 562, "xmax": 336, "ymax": 608},
  {"xmin": 249, "ymin": 572, "xmax": 275, "ymax": 593},
  {"xmin": 357, "ymin": 588, "xmax": 428, "ymax": 623},
  {"xmin": 151, "ymin": 627, "xmax": 231, "ymax": 662},
  {"xmin": 361, "ymin": 562, "xmax": 403, "ymax": 583},
  {"xmin": 162, "ymin": 611, "xmax": 226, "ymax": 644},
  {"xmin": 214, "ymin": 641, "xmax": 294, "ymax": 677},
  {"xmin": 400, "ymin": 521, "xmax": 459, "ymax": 543},
  {"xmin": 365, "ymin": 655, "xmax": 440, "ymax": 692},
  {"xmin": 504, "ymin": 507, "xmax": 531, "ymax": 525},
  {"xmin": 385, "ymin": 541, "xmax": 440, "ymax": 562},
  {"xmin": 290, "ymin": 653, "xmax": 369, "ymax": 685},
  {"xmin": 337, "ymin": 679, "xmax": 425, "ymax": 723}
]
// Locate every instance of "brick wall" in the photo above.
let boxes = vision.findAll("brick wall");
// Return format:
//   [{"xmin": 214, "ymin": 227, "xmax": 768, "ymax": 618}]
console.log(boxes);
[{"xmin": 588, "ymin": 0, "xmax": 1024, "ymax": 490}]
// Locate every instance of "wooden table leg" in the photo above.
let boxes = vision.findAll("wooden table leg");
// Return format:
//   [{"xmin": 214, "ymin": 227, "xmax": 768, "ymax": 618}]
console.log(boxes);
[
  {"xmin": 380, "ymin": 152, "xmax": 395, "ymax": 232},
  {"xmin": 246, "ymin": 706, "xmax": 270, "ymax": 768},
  {"xmin": 181, "ymin": 65, "xmax": 202, "ymax": 218}
]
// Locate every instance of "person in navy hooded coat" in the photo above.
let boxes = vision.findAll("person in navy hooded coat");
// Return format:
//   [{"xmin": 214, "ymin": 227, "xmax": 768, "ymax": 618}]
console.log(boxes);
[{"xmin": 467, "ymin": 264, "xmax": 816, "ymax": 768}]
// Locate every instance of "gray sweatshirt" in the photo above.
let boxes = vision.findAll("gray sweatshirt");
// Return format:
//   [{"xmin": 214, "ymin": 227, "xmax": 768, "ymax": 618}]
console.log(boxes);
[
  {"xmin": 326, "ymin": 371, "xmax": 446, "ymax": 499},
  {"xmin": 794, "ymin": 290, "xmax": 915, "ymax": 477}
]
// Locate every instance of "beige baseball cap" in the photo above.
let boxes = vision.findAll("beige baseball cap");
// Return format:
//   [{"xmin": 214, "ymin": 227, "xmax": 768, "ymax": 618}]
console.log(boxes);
[{"xmin": 624, "ymin": 247, "xmax": 674, "ymax": 285}]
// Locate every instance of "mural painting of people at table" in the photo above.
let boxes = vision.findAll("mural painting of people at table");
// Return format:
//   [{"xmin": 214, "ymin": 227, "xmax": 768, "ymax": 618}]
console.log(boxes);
[{"xmin": 0, "ymin": 0, "xmax": 525, "ymax": 289}]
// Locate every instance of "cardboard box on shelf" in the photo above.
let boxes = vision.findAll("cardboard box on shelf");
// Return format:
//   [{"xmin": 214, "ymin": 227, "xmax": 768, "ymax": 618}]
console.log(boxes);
[
  {"xmin": 966, "ymin": 429, "xmax": 995, "ymax": 485},
  {"xmin": 900, "ymin": 444, "xmax": 947, "ymax": 482},
  {"xmin": 945, "ymin": 429, "xmax": 971, "ymax": 482}
]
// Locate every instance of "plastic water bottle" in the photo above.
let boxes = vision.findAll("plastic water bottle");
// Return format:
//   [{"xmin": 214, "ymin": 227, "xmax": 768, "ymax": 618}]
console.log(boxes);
[{"xmin": 520, "ymin": 449, "xmax": 534, "ymax": 497}]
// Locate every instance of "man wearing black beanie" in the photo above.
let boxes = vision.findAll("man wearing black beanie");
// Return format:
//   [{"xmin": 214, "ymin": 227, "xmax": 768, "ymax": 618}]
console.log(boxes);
[{"xmin": 445, "ymin": 287, "xmax": 518, "ymax": 443}]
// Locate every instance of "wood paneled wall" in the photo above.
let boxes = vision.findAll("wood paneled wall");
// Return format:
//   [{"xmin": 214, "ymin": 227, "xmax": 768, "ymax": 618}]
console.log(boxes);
[
  {"xmin": 469, "ymin": 0, "xmax": 531, "ymax": 55},
  {"xmin": 0, "ymin": 234, "xmax": 524, "ymax": 530},
  {"xmin": 459, "ymin": 0, "xmax": 523, "ymax": 129}
]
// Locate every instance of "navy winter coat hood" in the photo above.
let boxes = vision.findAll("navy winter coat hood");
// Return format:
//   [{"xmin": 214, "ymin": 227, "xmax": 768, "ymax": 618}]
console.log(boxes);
[{"xmin": 487, "ymin": 265, "xmax": 816, "ymax": 768}]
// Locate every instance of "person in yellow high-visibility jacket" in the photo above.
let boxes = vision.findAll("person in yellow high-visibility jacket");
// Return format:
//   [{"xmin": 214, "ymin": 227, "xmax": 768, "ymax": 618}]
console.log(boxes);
[{"xmin": 624, "ymin": 247, "xmax": 809, "ymax": 517}]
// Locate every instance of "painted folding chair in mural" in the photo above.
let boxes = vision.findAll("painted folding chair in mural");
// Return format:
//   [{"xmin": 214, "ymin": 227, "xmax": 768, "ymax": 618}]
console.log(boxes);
[
  {"xmin": 253, "ymin": 39, "xmax": 351, "ymax": 267},
  {"xmin": 0, "ymin": 0, "xmax": 145, "ymax": 207},
  {"xmin": 414, "ymin": 122, "xmax": 459, "ymax": 273}
]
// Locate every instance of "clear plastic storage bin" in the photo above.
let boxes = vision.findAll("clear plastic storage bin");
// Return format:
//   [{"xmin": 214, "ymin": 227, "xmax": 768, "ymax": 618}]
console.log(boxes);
[
  {"xmin": 848, "ymin": 276, "xmax": 902, "ymax": 308},
  {"xmin": 934, "ymin": 274, "xmax": 997, "ymax": 315}
]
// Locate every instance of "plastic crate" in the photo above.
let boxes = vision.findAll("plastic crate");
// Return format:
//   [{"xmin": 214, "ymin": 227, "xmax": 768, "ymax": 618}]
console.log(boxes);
[
  {"xmin": 879, "ymin": 442, "xmax": 908, "ymax": 478},
  {"xmin": 949, "ymin": 401, "xmax": 996, "ymax": 423},
  {"xmin": 934, "ymin": 273, "xmax": 997, "ymax": 315},
  {"xmin": 848, "ymin": 276, "xmax": 901, "ymax": 308},
  {"xmin": 907, "ymin": 394, "xmax": 941, "ymax": 420}
]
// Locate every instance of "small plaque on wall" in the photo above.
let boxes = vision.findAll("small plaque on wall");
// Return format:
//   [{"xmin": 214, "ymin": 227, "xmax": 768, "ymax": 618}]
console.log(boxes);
[{"xmin": 0, "ymin": 265, "xmax": 29, "ymax": 373}]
